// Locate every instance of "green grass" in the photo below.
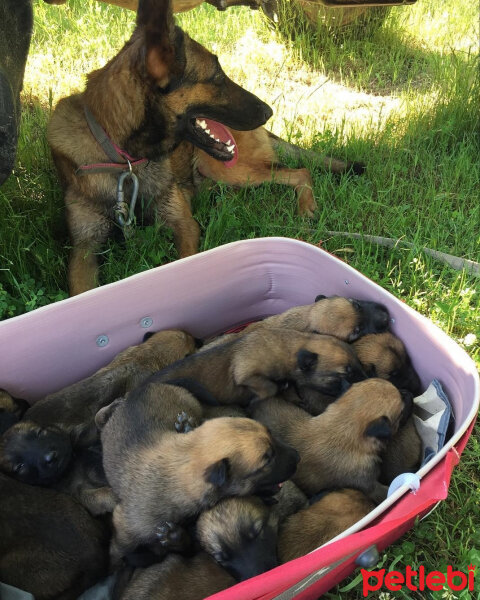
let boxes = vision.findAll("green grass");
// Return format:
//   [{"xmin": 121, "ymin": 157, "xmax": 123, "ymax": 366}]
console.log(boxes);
[{"xmin": 0, "ymin": 0, "xmax": 479, "ymax": 597}]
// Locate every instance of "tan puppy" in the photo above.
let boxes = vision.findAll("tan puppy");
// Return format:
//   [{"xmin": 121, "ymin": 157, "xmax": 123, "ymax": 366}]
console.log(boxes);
[
  {"xmin": 117, "ymin": 553, "xmax": 235, "ymax": 600},
  {"xmin": 98, "ymin": 383, "xmax": 299, "ymax": 562},
  {"xmin": 380, "ymin": 417, "xmax": 422, "ymax": 484},
  {"xmin": 251, "ymin": 379, "xmax": 412, "ymax": 497},
  {"xmin": 352, "ymin": 332, "xmax": 421, "ymax": 395},
  {"xmin": 278, "ymin": 489, "xmax": 375, "ymax": 562},
  {"xmin": 25, "ymin": 329, "xmax": 196, "ymax": 443},
  {"xmin": 201, "ymin": 295, "xmax": 390, "ymax": 351},
  {"xmin": 156, "ymin": 328, "xmax": 366, "ymax": 406},
  {"xmin": 195, "ymin": 481, "xmax": 307, "ymax": 581}
]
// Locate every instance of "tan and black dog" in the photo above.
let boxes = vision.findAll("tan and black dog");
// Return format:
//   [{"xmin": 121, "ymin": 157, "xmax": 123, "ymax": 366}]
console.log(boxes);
[
  {"xmin": 251, "ymin": 379, "xmax": 413, "ymax": 498},
  {"xmin": 352, "ymin": 332, "xmax": 421, "ymax": 395},
  {"xmin": 0, "ymin": 472, "xmax": 109, "ymax": 600},
  {"xmin": 154, "ymin": 328, "xmax": 366, "ymax": 406},
  {"xmin": 116, "ymin": 553, "xmax": 236, "ymax": 600},
  {"xmin": 195, "ymin": 481, "xmax": 307, "ymax": 580},
  {"xmin": 278, "ymin": 489, "xmax": 375, "ymax": 563},
  {"xmin": 47, "ymin": 0, "xmax": 362, "ymax": 296},
  {"xmin": 98, "ymin": 382, "xmax": 299, "ymax": 562},
  {"xmin": 24, "ymin": 329, "xmax": 196, "ymax": 444},
  {"xmin": 203, "ymin": 295, "xmax": 390, "ymax": 349},
  {"xmin": 0, "ymin": 389, "xmax": 29, "ymax": 435}
]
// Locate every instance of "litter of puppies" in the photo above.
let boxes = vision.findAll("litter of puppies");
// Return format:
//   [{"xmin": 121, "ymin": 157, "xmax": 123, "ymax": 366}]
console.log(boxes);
[{"xmin": 0, "ymin": 293, "xmax": 435, "ymax": 600}]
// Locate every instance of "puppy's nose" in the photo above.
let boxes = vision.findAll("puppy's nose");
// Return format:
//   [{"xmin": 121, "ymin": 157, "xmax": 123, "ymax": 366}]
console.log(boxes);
[
  {"xmin": 44, "ymin": 451, "xmax": 57, "ymax": 464},
  {"xmin": 259, "ymin": 102, "xmax": 273, "ymax": 123}
]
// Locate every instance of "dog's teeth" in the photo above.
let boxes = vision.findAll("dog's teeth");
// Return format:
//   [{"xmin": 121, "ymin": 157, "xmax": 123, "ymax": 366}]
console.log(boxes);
[
  {"xmin": 205, "ymin": 129, "xmax": 211, "ymax": 135},
  {"xmin": 214, "ymin": 138, "xmax": 220, "ymax": 142},
  {"xmin": 226, "ymin": 139, "xmax": 231, "ymax": 144},
  {"xmin": 227, "ymin": 144, "xmax": 235, "ymax": 152},
  {"xmin": 198, "ymin": 120, "xmax": 207, "ymax": 129}
]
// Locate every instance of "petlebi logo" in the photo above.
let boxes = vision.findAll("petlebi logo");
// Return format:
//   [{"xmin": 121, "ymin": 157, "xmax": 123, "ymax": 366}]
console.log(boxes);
[{"xmin": 361, "ymin": 564, "xmax": 476, "ymax": 597}]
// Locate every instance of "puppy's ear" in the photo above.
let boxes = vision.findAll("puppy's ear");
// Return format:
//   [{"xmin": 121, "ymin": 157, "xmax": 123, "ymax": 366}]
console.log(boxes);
[
  {"xmin": 365, "ymin": 416, "xmax": 392, "ymax": 440},
  {"xmin": 314, "ymin": 294, "xmax": 327, "ymax": 302},
  {"xmin": 142, "ymin": 331, "xmax": 156, "ymax": 342},
  {"xmin": 137, "ymin": 0, "xmax": 178, "ymax": 88},
  {"xmin": 204, "ymin": 458, "xmax": 230, "ymax": 488},
  {"xmin": 399, "ymin": 389, "xmax": 414, "ymax": 425},
  {"xmin": 297, "ymin": 349, "xmax": 318, "ymax": 372},
  {"xmin": 95, "ymin": 398, "xmax": 124, "ymax": 430}
]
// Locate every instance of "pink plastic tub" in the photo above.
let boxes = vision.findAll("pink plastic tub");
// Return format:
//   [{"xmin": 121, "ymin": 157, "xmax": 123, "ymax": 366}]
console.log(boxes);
[{"xmin": 0, "ymin": 237, "xmax": 478, "ymax": 599}]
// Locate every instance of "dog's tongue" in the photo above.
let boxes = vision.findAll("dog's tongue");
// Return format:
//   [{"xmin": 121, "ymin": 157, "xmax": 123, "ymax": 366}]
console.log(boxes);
[{"xmin": 204, "ymin": 119, "xmax": 238, "ymax": 168}]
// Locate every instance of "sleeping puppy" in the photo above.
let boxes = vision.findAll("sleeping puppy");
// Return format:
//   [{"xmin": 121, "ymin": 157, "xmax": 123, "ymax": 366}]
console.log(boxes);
[
  {"xmin": 0, "ymin": 472, "xmax": 109, "ymax": 600},
  {"xmin": 116, "ymin": 553, "xmax": 235, "ymax": 600},
  {"xmin": 278, "ymin": 489, "xmax": 375, "ymax": 563},
  {"xmin": 251, "ymin": 379, "xmax": 413, "ymax": 498},
  {"xmin": 380, "ymin": 417, "xmax": 422, "ymax": 484},
  {"xmin": 201, "ymin": 295, "xmax": 390, "ymax": 350},
  {"xmin": 24, "ymin": 329, "xmax": 197, "ymax": 445},
  {"xmin": 352, "ymin": 332, "xmax": 422, "ymax": 395},
  {"xmin": 0, "ymin": 389, "xmax": 29, "ymax": 435},
  {"xmin": 97, "ymin": 384, "xmax": 299, "ymax": 562},
  {"xmin": 154, "ymin": 328, "xmax": 366, "ymax": 406},
  {"xmin": 237, "ymin": 295, "xmax": 390, "ymax": 341},
  {"xmin": 0, "ymin": 422, "xmax": 115, "ymax": 515},
  {"xmin": 195, "ymin": 481, "xmax": 307, "ymax": 580}
]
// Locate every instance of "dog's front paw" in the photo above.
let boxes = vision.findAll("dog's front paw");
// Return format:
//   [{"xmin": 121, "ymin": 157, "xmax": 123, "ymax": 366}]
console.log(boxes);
[
  {"xmin": 175, "ymin": 410, "xmax": 198, "ymax": 433},
  {"xmin": 156, "ymin": 521, "xmax": 191, "ymax": 552}
]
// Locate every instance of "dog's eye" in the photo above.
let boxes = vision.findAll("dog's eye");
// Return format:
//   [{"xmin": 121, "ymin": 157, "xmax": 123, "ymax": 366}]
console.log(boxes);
[
  {"xmin": 263, "ymin": 448, "xmax": 275, "ymax": 466},
  {"xmin": 353, "ymin": 326, "xmax": 361, "ymax": 336},
  {"xmin": 213, "ymin": 550, "xmax": 229, "ymax": 563},
  {"xmin": 247, "ymin": 520, "xmax": 264, "ymax": 540},
  {"xmin": 14, "ymin": 463, "xmax": 25, "ymax": 474}
]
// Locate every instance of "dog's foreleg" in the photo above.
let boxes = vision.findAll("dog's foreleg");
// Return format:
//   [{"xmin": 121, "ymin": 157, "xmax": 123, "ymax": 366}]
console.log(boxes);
[
  {"xmin": 268, "ymin": 131, "xmax": 365, "ymax": 176},
  {"xmin": 158, "ymin": 184, "xmax": 200, "ymax": 259},
  {"xmin": 65, "ymin": 192, "xmax": 113, "ymax": 296}
]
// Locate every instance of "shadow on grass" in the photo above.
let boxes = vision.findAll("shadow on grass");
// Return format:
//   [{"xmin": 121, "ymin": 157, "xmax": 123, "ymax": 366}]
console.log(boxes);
[{"xmin": 266, "ymin": 1, "xmax": 473, "ymax": 96}]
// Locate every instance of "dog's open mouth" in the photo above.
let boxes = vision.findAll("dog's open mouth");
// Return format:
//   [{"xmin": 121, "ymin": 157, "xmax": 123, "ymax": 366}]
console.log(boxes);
[{"xmin": 190, "ymin": 118, "xmax": 238, "ymax": 167}]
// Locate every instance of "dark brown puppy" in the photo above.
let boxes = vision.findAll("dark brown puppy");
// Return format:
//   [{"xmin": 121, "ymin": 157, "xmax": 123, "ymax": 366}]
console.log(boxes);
[
  {"xmin": 25, "ymin": 329, "xmax": 196, "ymax": 444},
  {"xmin": 155, "ymin": 328, "xmax": 366, "ymax": 406},
  {"xmin": 380, "ymin": 417, "xmax": 422, "ymax": 484},
  {"xmin": 98, "ymin": 383, "xmax": 299, "ymax": 562},
  {"xmin": 117, "ymin": 553, "xmax": 235, "ymax": 600},
  {"xmin": 0, "ymin": 472, "xmax": 109, "ymax": 600},
  {"xmin": 251, "ymin": 379, "xmax": 412, "ymax": 497},
  {"xmin": 278, "ymin": 489, "xmax": 375, "ymax": 563},
  {"xmin": 0, "ymin": 421, "xmax": 73, "ymax": 485},
  {"xmin": 47, "ymin": 0, "xmax": 272, "ymax": 296},
  {"xmin": 0, "ymin": 389, "xmax": 29, "ymax": 435},
  {"xmin": 352, "ymin": 332, "xmax": 422, "ymax": 395},
  {"xmin": 0, "ymin": 422, "xmax": 115, "ymax": 515},
  {"xmin": 195, "ymin": 481, "xmax": 307, "ymax": 581}
]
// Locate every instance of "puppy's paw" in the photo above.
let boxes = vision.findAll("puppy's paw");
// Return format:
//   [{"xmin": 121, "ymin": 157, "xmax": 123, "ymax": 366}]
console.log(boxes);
[
  {"xmin": 156, "ymin": 521, "xmax": 191, "ymax": 552},
  {"xmin": 175, "ymin": 411, "xmax": 198, "ymax": 433}
]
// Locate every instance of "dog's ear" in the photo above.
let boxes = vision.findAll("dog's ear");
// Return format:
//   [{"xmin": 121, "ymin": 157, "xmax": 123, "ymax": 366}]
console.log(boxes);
[
  {"xmin": 314, "ymin": 294, "xmax": 327, "ymax": 302},
  {"xmin": 297, "ymin": 349, "xmax": 318, "ymax": 372},
  {"xmin": 137, "ymin": 0, "xmax": 177, "ymax": 87},
  {"xmin": 95, "ymin": 397, "xmax": 125, "ymax": 430},
  {"xmin": 204, "ymin": 458, "xmax": 230, "ymax": 487},
  {"xmin": 399, "ymin": 389, "xmax": 414, "ymax": 425},
  {"xmin": 365, "ymin": 416, "xmax": 392, "ymax": 440}
]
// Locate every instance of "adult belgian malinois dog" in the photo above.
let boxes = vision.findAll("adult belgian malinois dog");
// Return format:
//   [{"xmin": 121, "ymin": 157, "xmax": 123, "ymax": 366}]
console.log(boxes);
[{"xmin": 48, "ymin": 0, "xmax": 362, "ymax": 296}]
